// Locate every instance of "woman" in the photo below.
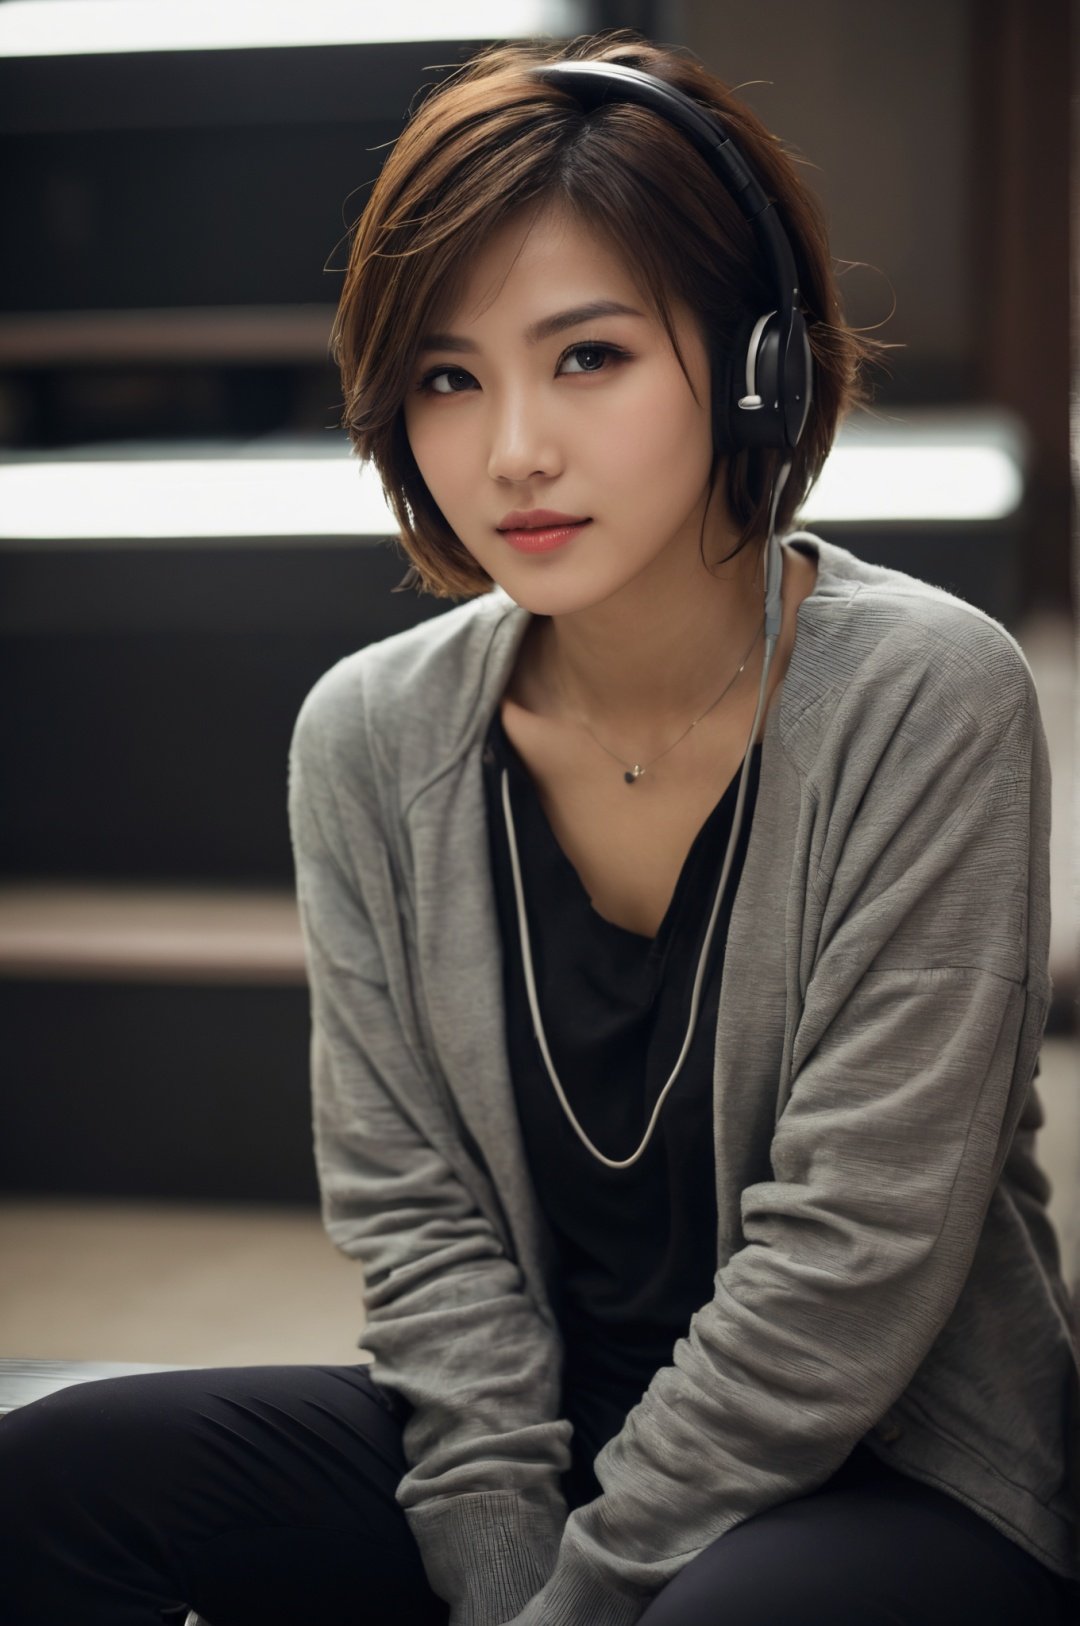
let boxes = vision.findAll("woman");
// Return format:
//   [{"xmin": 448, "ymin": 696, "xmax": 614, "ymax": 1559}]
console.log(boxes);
[{"xmin": 1, "ymin": 29, "xmax": 1075, "ymax": 1626}]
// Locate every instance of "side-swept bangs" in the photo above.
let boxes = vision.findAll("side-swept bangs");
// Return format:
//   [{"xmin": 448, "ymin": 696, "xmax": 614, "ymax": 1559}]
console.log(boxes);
[{"xmin": 332, "ymin": 31, "xmax": 885, "ymax": 599}]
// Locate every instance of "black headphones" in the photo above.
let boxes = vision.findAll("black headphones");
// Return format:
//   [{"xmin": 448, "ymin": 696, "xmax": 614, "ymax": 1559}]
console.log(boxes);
[{"xmin": 528, "ymin": 59, "xmax": 813, "ymax": 459}]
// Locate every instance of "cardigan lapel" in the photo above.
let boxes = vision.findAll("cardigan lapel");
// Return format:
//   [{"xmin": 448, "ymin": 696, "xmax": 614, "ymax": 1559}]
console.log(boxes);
[{"xmin": 407, "ymin": 601, "xmax": 564, "ymax": 1310}]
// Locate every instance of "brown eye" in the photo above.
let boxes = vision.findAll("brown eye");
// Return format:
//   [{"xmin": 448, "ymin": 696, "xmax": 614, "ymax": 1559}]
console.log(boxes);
[{"xmin": 422, "ymin": 367, "xmax": 475, "ymax": 395}]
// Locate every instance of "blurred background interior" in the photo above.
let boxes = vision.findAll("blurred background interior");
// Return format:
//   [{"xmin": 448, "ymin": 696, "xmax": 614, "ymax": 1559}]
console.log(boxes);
[{"xmin": 1, "ymin": 0, "xmax": 1078, "ymax": 1370}]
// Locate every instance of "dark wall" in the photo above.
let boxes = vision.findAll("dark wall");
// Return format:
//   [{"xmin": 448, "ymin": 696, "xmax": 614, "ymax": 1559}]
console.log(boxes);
[{"xmin": 0, "ymin": 540, "xmax": 448, "ymax": 882}]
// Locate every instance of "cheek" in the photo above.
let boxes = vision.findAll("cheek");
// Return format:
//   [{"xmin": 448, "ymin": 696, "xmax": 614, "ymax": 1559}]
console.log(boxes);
[
  {"xmin": 404, "ymin": 406, "xmax": 465, "ymax": 503},
  {"xmin": 602, "ymin": 374, "xmax": 711, "ymax": 485},
  {"xmin": 402, "ymin": 402, "xmax": 433, "ymax": 473}
]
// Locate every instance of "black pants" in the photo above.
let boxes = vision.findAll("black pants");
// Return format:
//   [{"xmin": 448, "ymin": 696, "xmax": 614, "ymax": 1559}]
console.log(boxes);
[{"xmin": 0, "ymin": 1363, "xmax": 1072, "ymax": 1626}]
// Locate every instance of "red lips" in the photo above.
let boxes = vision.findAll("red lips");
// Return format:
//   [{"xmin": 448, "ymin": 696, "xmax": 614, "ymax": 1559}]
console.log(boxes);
[{"xmin": 497, "ymin": 508, "xmax": 589, "ymax": 530}]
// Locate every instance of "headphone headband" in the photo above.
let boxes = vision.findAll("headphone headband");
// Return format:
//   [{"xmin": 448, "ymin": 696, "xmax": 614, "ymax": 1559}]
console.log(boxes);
[{"xmin": 528, "ymin": 59, "xmax": 812, "ymax": 455}]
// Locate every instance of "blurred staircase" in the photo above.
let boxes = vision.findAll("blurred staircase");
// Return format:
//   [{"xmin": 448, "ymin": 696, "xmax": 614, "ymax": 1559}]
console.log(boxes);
[{"xmin": 0, "ymin": 20, "xmax": 1070, "ymax": 1207}]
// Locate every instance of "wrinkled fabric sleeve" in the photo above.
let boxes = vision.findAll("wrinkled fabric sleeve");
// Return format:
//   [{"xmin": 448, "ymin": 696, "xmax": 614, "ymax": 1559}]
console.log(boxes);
[
  {"xmin": 502, "ymin": 636, "xmax": 1055, "ymax": 1626},
  {"xmin": 287, "ymin": 681, "xmax": 572, "ymax": 1626}
]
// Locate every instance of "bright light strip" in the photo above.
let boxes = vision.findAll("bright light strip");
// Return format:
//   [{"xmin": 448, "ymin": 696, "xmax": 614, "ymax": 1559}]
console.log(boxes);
[
  {"xmin": 0, "ymin": 420, "xmax": 1025, "ymax": 542},
  {"xmin": 0, "ymin": 451, "xmax": 392, "ymax": 541},
  {"xmin": 800, "ymin": 444, "xmax": 1023, "ymax": 524},
  {"xmin": 0, "ymin": 1, "xmax": 582, "ymax": 57}
]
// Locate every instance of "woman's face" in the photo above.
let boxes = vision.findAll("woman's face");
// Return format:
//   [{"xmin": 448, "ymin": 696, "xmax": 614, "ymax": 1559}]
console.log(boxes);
[{"xmin": 402, "ymin": 205, "xmax": 728, "ymax": 616}]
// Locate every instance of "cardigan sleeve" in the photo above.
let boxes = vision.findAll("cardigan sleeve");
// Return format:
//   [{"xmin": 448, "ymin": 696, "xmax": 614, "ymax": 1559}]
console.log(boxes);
[
  {"xmin": 287, "ymin": 679, "xmax": 572, "ymax": 1626},
  {"xmin": 499, "ymin": 628, "xmax": 1054, "ymax": 1626}
]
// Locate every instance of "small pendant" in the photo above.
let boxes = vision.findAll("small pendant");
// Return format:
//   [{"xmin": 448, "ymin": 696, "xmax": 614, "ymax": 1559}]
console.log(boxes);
[{"xmin": 624, "ymin": 765, "xmax": 645, "ymax": 784}]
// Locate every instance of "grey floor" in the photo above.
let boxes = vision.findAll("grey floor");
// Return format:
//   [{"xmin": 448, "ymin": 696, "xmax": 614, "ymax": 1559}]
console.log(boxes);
[{"xmin": 1, "ymin": 1035, "xmax": 1076, "ymax": 1369}]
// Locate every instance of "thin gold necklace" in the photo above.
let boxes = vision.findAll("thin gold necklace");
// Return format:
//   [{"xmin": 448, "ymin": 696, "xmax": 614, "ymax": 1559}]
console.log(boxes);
[{"xmin": 555, "ymin": 620, "xmax": 764, "ymax": 784}]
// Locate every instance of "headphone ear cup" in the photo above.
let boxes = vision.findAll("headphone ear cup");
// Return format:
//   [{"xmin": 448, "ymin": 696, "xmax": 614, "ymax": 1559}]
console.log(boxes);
[
  {"xmin": 736, "ymin": 311, "xmax": 782, "ymax": 451},
  {"xmin": 715, "ymin": 308, "xmax": 812, "ymax": 456},
  {"xmin": 728, "ymin": 308, "xmax": 811, "ymax": 453}
]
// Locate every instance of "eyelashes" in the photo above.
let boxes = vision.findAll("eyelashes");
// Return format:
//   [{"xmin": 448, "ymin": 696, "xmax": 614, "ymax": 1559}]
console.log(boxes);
[{"xmin": 415, "ymin": 341, "xmax": 631, "ymax": 396}]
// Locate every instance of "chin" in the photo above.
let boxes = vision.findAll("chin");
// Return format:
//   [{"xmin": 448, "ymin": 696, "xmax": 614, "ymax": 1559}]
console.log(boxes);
[{"xmin": 503, "ymin": 581, "xmax": 637, "ymax": 625}]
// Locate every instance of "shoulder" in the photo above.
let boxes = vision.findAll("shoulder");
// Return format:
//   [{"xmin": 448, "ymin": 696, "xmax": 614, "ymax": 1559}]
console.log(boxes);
[
  {"xmin": 786, "ymin": 537, "xmax": 1039, "ymax": 757},
  {"xmin": 289, "ymin": 587, "xmax": 522, "ymax": 801}
]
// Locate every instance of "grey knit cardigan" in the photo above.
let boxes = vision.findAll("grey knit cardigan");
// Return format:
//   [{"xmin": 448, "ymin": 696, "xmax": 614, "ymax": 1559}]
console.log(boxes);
[{"xmin": 287, "ymin": 536, "xmax": 1079, "ymax": 1626}]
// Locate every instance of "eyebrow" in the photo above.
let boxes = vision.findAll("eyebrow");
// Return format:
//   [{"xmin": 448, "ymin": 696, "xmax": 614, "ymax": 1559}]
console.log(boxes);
[{"xmin": 417, "ymin": 299, "xmax": 646, "ymax": 355}]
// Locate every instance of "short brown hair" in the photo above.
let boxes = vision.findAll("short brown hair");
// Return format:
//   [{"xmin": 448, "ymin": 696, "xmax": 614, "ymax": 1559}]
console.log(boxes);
[{"xmin": 332, "ymin": 30, "xmax": 885, "ymax": 600}]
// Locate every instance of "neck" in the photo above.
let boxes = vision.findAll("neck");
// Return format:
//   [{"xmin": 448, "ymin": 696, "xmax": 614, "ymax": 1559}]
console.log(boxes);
[{"xmin": 531, "ymin": 534, "xmax": 768, "ymax": 751}]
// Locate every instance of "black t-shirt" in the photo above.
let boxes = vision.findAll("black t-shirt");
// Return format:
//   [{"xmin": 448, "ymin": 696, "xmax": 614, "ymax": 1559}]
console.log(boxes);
[{"xmin": 482, "ymin": 706, "xmax": 761, "ymax": 1507}]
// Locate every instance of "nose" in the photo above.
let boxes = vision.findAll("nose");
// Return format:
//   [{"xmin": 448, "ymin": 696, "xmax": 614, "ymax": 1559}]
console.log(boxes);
[{"xmin": 485, "ymin": 387, "xmax": 563, "ymax": 485}]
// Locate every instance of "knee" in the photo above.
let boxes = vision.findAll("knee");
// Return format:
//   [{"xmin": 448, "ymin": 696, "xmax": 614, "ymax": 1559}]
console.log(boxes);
[{"xmin": 0, "ymin": 1375, "xmax": 156, "ymax": 1515}]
